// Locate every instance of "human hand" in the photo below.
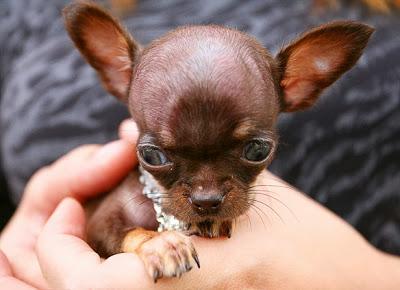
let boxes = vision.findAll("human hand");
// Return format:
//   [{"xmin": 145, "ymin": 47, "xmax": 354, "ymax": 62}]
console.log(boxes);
[
  {"xmin": 36, "ymin": 119, "xmax": 400, "ymax": 290},
  {"xmin": 0, "ymin": 249, "xmax": 36, "ymax": 290},
  {"xmin": 0, "ymin": 135, "xmax": 138, "ymax": 289}
]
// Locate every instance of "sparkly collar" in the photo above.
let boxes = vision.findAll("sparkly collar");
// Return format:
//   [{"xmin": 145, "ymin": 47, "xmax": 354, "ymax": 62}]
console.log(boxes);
[{"xmin": 139, "ymin": 167, "xmax": 187, "ymax": 232}]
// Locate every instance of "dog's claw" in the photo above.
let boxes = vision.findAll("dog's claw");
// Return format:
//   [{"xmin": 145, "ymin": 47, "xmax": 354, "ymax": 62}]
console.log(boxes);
[
  {"xmin": 153, "ymin": 269, "xmax": 159, "ymax": 283},
  {"xmin": 192, "ymin": 250, "xmax": 201, "ymax": 268}
]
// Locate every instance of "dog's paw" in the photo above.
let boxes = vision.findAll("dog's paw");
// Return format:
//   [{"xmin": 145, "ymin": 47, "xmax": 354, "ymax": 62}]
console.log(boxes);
[{"xmin": 135, "ymin": 231, "xmax": 200, "ymax": 282}]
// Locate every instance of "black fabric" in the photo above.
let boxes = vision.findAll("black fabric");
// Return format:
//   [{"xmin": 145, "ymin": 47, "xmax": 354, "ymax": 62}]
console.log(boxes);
[
  {"xmin": 0, "ymin": 156, "xmax": 14, "ymax": 230},
  {"xmin": 1, "ymin": 0, "xmax": 399, "ymax": 254}
]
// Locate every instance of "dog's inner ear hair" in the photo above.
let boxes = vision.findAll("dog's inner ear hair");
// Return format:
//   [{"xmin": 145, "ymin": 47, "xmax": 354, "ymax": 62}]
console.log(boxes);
[
  {"xmin": 276, "ymin": 21, "xmax": 374, "ymax": 112},
  {"xmin": 63, "ymin": 2, "xmax": 140, "ymax": 102}
]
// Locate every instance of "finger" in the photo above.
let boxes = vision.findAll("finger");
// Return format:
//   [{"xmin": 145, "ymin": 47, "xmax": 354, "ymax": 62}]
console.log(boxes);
[
  {"xmin": 23, "ymin": 139, "xmax": 137, "ymax": 216},
  {"xmin": 0, "ymin": 219, "xmax": 49, "ymax": 288},
  {"xmin": 0, "ymin": 277, "xmax": 37, "ymax": 290},
  {"xmin": 68, "ymin": 139, "xmax": 137, "ymax": 198},
  {"xmin": 37, "ymin": 198, "xmax": 100, "ymax": 288},
  {"xmin": 0, "ymin": 250, "xmax": 36, "ymax": 290},
  {"xmin": 36, "ymin": 198, "xmax": 157, "ymax": 290},
  {"xmin": 41, "ymin": 198, "xmax": 87, "ymax": 238},
  {"xmin": 118, "ymin": 119, "xmax": 139, "ymax": 144},
  {"xmin": 4, "ymin": 140, "xmax": 136, "ymax": 289},
  {"xmin": 0, "ymin": 250, "xmax": 12, "ymax": 277}
]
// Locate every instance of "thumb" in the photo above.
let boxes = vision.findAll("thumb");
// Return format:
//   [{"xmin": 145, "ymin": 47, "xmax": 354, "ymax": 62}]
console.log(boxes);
[
  {"xmin": 37, "ymin": 198, "xmax": 100, "ymax": 288},
  {"xmin": 24, "ymin": 139, "xmax": 137, "ymax": 217},
  {"xmin": 40, "ymin": 197, "xmax": 86, "ymax": 238}
]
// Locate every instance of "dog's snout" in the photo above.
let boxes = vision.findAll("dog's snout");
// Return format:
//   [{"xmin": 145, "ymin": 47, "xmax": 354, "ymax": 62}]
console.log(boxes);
[{"xmin": 189, "ymin": 191, "xmax": 224, "ymax": 214}]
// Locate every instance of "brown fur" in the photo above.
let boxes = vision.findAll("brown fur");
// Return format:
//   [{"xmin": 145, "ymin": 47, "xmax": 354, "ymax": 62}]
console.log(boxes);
[
  {"xmin": 122, "ymin": 228, "xmax": 199, "ymax": 281},
  {"xmin": 122, "ymin": 228, "xmax": 157, "ymax": 253},
  {"xmin": 85, "ymin": 171, "xmax": 157, "ymax": 257},
  {"xmin": 63, "ymin": 1, "xmax": 140, "ymax": 100},
  {"xmin": 63, "ymin": 1, "xmax": 373, "ymax": 281},
  {"xmin": 277, "ymin": 21, "xmax": 373, "ymax": 112}
]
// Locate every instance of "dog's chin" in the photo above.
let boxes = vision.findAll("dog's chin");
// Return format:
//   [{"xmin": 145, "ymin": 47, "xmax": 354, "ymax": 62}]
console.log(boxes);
[
  {"xmin": 162, "ymin": 204, "xmax": 238, "ymax": 237},
  {"xmin": 189, "ymin": 218, "xmax": 233, "ymax": 238},
  {"xmin": 172, "ymin": 211, "xmax": 219, "ymax": 224},
  {"xmin": 167, "ymin": 206, "xmax": 231, "ymax": 223}
]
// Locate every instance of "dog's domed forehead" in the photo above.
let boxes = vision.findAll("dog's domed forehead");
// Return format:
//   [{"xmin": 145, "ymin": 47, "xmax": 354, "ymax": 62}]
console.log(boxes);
[
  {"xmin": 129, "ymin": 26, "xmax": 279, "ymax": 145},
  {"xmin": 132, "ymin": 30, "xmax": 264, "ymax": 96}
]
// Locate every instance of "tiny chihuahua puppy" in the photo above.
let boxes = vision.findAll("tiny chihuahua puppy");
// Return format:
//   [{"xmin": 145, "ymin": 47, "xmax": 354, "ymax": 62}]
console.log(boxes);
[{"xmin": 63, "ymin": 1, "xmax": 373, "ymax": 282}]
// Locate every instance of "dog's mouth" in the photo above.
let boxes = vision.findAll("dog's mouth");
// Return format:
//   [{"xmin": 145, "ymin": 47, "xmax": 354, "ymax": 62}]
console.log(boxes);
[
  {"xmin": 188, "ymin": 219, "xmax": 233, "ymax": 238},
  {"xmin": 194, "ymin": 210, "xmax": 220, "ymax": 217}
]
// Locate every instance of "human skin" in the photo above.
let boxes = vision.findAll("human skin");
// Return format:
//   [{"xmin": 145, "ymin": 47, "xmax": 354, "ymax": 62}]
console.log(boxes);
[
  {"xmin": 0, "ymin": 138, "xmax": 138, "ymax": 289},
  {"xmin": 35, "ymin": 170, "xmax": 400, "ymax": 290},
  {"xmin": 2, "ymin": 119, "xmax": 400, "ymax": 289},
  {"xmin": 0, "ymin": 250, "xmax": 36, "ymax": 290}
]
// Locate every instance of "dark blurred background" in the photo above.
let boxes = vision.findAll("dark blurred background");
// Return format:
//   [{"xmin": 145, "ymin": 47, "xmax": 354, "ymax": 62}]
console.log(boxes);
[{"xmin": 1, "ymin": 0, "xmax": 399, "ymax": 254}]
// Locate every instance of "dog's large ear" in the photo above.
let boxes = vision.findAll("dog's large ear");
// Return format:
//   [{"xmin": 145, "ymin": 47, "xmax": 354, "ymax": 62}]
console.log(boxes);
[
  {"xmin": 277, "ymin": 21, "xmax": 374, "ymax": 112},
  {"xmin": 63, "ymin": 2, "xmax": 140, "ymax": 102}
]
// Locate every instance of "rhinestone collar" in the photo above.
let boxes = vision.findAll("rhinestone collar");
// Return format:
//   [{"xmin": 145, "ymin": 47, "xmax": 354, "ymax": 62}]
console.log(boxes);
[{"xmin": 139, "ymin": 167, "xmax": 187, "ymax": 232}]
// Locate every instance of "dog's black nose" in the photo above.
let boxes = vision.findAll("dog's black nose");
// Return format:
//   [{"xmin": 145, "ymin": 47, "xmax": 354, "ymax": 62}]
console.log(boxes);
[{"xmin": 189, "ymin": 193, "xmax": 223, "ymax": 214}]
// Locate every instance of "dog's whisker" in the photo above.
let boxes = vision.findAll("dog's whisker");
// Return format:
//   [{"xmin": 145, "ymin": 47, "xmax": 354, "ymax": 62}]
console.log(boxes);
[
  {"xmin": 248, "ymin": 198, "xmax": 285, "ymax": 224},
  {"xmin": 247, "ymin": 191, "xmax": 294, "ymax": 217},
  {"xmin": 121, "ymin": 195, "xmax": 151, "ymax": 210},
  {"xmin": 248, "ymin": 184, "xmax": 292, "ymax": 190},
  {"xmin": 248, "ymin": 203, "xmax": 268, "ymax": 229}
]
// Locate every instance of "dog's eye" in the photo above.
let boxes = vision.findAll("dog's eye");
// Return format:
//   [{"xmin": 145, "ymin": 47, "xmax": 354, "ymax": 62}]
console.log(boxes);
[
  {"xmin": 243, "ymin": 140, "xmax": 271, "ymax": 162},
  {"xmin": 138, "ymin": 145, "xmax": 169, "ymax": 166}
]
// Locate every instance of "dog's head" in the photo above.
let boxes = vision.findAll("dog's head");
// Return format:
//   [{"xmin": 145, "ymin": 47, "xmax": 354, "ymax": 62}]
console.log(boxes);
[{"xmin": 64, "ymin": 2, "xmax": 373, "ymax": 226}]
